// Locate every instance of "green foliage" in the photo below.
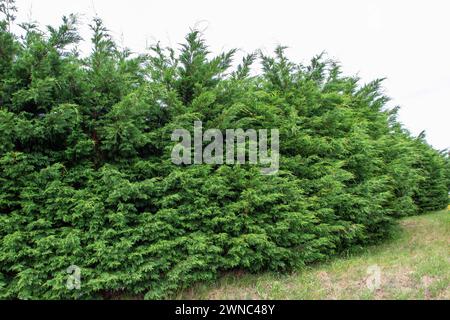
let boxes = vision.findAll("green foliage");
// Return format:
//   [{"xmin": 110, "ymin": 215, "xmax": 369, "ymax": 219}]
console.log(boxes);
[
  {"xmin": 0, "ymin": 11, "xmax": 448, "ymax": 299},
  {"xmin": 411, "ymin": 133, "xmax": 449, "ymax": 212}
]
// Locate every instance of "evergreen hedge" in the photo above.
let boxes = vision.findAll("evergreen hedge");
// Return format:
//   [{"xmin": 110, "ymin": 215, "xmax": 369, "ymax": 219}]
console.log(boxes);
[{"xmin": 0, "ymin": 7, "xmax": 448, "ymax": 299}]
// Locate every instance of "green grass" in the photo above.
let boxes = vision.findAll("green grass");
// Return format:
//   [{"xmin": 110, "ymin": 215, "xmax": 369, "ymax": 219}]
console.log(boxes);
[{"xmin": 175, "ymin": 210, "xmax": 449, "ymax": 300}]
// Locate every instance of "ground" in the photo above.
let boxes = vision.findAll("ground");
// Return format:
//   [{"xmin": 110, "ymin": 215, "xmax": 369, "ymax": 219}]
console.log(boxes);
[{"xmin": 175, "ymin": 210, "xmax": 449, "ymax": 300}]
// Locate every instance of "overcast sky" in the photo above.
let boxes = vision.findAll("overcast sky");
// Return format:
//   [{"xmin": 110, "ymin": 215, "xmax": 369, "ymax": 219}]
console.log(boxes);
[{"xmin": 13, "ymin": 0, "xmax": 449, "ymax": 150}]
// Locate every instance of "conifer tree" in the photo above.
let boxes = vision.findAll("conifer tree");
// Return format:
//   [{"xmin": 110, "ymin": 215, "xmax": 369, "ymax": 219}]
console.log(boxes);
[{"xmin": 0, "ymin": 7, "xmax": 448, "ymax": 299}]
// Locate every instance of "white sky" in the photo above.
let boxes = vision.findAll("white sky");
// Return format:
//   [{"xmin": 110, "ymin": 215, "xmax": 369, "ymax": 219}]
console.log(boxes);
[{"xmin": 12, "ymin": 0, "xmax": 450, "ymax": 150}]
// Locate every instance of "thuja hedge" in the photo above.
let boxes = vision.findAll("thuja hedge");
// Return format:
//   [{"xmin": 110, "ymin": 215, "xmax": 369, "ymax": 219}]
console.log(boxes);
[{"xmin": 0, "ymin": 11, "xmax": 448, "ymax": 299}]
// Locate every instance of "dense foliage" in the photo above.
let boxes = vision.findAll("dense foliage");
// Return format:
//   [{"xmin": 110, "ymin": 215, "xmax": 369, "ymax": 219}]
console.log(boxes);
[{"xmin": 0, "ymin": 5, "xmax": 448, "ymax": 299}]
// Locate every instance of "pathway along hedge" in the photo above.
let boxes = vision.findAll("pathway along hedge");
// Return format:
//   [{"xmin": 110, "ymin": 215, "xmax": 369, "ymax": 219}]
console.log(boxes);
[{"xmin": 0, "ymin": 11, "xmax": 448, "ymax": 299}]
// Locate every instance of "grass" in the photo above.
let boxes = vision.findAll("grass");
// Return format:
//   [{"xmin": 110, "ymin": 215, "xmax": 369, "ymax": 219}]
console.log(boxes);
[{"xmin": 175, "ymin": 210, "xmax": 449, "ymax": 300}]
